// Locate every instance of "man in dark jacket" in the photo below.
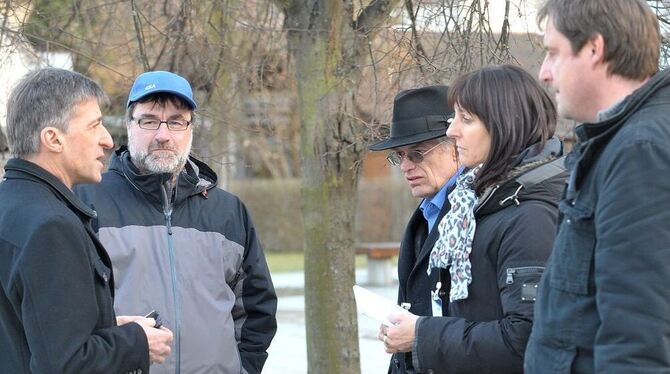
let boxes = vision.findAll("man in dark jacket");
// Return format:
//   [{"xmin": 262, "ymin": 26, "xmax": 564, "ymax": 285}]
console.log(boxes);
[
  {"xmin": 0, "ymin": 68, "xmax": 173, "ymax": 373},
  {"xmin": 369, "ymin": 85, "xmax": 461, "ymax": 373},
  {"xmin": 526, "ymin": 1, "xmax": 670, "ymax": 372},
  {"xmin": 76, "ymin": 71, "xmax": 277, "ymax": 374}
]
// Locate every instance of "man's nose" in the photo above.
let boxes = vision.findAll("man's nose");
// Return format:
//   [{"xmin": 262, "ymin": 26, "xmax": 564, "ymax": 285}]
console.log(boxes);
[
  {"xmin": 100, "ymin": 125, "xmax": 114, "ymax": 149},
  {"xmin": 446, "ymin": 122, "xmax": 459, "ymax": 138},
  {"xmin": 400, "ymin": 157, "xmax": 415, "ymax": 172},
  {"xmin": 538, "ymin": 60, "xmax": 552, "ymax": 83},
  {"xmin": 153, "ymin": 123, "xmax": 172, "ymax": 141}
]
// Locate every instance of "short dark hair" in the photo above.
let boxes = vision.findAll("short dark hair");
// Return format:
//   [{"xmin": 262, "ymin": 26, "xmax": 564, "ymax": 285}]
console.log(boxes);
[
  {"xmin": 126, "ymin": 93, "xmax": 195, "ymax": 124},
  {"xmin": 448, "ymin": 65, "xmax": 557, "ymax": 195},
  {"xmin": 538, "ymin": 0, "xmax": 660, "ymax": 80},
  {"xmin": 6, "ymin": 67, "xmax": 108, "ymax": 158}
]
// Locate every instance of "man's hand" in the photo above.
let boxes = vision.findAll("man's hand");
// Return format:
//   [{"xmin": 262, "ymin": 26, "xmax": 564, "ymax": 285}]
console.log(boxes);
[
  {"xmin": 135, "ymin": 318, "xmax": 173, "ymax": 364},
  {"xmin": 377, "ymin": 312, "xmax": 419, "ymax": 354}
]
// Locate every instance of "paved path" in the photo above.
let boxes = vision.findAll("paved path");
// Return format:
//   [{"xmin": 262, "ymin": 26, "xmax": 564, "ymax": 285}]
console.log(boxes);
[{"xmin": 264, "ymin": 270, "xmax": 397, "ymax": 373}]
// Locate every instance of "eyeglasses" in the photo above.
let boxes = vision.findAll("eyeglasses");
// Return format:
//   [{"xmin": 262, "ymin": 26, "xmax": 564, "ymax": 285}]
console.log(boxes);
[
  {"xmin": 132, "ymin": 118, "xmax": 191, "ymax": 131},
  {"xmin": 386, "ymin": 141, "xmax": 446, "ymax": 166}
]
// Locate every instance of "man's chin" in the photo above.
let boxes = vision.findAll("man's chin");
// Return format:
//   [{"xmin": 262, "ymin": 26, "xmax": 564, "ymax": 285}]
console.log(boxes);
[
  {"xmin": 75, "ymin": 174, "xmax": 102, "ymax": 187},
  {"xmin": 410, "ymin": 187, "xmax": 432, "ymax": 199},
  {"xmin": 144, "ymin": 156, "xmax": 182, "ymax": 174}
]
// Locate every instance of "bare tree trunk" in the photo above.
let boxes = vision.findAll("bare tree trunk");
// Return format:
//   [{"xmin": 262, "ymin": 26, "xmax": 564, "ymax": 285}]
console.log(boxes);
[
  {"xmin": 284, "ymin": 4, "xmax": 362, "ymax": 372},
  {"xmin": 11, "ymin": 0, "xmax": 555, "ymax": 369},
  {"xmin": 277, "ymin": 0, "xmax": 401, "ymax": 370}
]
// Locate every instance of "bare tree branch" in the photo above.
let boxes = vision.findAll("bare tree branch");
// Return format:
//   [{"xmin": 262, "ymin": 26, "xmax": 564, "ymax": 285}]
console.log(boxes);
[
  {"xmin": 354, "ymin": 0, "xmax": 402, "ymax": 35},
  {"xmin": 130, "ymin": 0, "xmax": 150, "ymax": 71}
]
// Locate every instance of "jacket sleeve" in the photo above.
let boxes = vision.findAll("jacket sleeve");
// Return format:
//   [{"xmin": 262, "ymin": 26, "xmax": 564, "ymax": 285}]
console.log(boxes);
[
  {"xmin": 413, "ymin": 202, "xmax": 557, "ymax": 373},
  {"xmin": 232, "ymin": 203, "xmax": 278, "ymax": 374},
  {"xmin": 17, "ymin": 217, "xmax": 149, "ymax": 373},
  {"xmin": 593, "ymin": 140, "xmax": 670, "ymax": 372}
]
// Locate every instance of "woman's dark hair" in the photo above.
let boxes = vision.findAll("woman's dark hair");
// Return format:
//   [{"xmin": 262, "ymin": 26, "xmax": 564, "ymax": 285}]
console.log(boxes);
[{"xmin": 448, "ymin": 64, "xmax": 557, "ymax": 195}]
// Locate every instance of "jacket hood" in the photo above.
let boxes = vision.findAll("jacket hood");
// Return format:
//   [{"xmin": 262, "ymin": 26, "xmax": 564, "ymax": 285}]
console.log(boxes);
[
  {"xmin": 475, "ymin": 137, "xmax": 567, "ymax": 217},
  {"xmin": 108, "ymin": 146, "xmax": 217, "ymax": 208}
]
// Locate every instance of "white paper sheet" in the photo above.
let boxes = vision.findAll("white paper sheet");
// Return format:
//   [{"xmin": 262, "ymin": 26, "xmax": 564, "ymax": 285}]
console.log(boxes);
[{"xmin": 353, "ymin": 285, "xmax": 410, "ymax": 326}]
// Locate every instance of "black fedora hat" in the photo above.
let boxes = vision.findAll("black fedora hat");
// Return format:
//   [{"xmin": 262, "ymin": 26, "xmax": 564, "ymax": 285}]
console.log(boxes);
[{"xmin": 370, "ymin": 85, "xmax": 453, "ymax": 151}]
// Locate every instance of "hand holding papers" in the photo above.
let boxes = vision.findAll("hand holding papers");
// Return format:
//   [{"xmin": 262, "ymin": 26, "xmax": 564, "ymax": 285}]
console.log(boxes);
[{"xmin": 353, "ymin": 285, "xmax": 410, "ymax": 326}]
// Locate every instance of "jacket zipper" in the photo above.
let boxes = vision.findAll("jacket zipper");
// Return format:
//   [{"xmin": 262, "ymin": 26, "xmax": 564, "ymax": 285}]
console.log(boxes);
[
  {"xmin": 506, "ymin": 266, "xmax": 545, "ymax": 284},
  {"xmin": 475, "ymin": 185, "xmax": 500, "ymax": 214},
  {"xmin": 161, "ymin": 181, "xmax": 181, "ymax": 374}
]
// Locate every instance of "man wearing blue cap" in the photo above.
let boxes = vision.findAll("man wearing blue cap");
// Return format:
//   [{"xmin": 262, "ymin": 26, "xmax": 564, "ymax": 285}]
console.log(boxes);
[{"xmin": 76, "ymin": 71, "xmax": 277, "ymax": 374}]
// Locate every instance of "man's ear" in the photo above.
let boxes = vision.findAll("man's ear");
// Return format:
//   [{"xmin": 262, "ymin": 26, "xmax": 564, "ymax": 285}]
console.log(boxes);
[
  {"xmin": 586, "ymin": 33, "xmax": 606, "ymax": 67},
  {"xmin": 40, "ymin": 126, "xmax": 64, "ymax": 153}
]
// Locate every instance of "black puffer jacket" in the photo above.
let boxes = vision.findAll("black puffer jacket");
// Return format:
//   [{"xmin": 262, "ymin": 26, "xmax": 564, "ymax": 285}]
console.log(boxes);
[{"xmin": 408, "ymin": 138, "xmax": 567, "ymax": 374}]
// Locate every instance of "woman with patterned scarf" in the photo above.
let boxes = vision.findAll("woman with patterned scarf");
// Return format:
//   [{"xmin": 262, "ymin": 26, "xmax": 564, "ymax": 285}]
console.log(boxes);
[{"xmin": 380, "ymin": 65, "xmax": 567, "ymax": 374}]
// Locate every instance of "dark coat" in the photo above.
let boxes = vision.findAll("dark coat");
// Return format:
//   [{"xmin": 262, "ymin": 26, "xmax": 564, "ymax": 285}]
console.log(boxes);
[
  {"xmin": 526, "ymin": 70, "xmax": 670, "ymax": 373},
  {"xmin": 393, "ymin": 139, "xmax": 567, "ymax": 374},
  {"xmin": 76, "ymin": 147, "xmax": 277, "ymax": 374},
  {"xmin": 389, "ymin": 188, "xmax": 453, "ymax": 373},
  {"xmin": 0, "ymin": 158, "xmax": 149, "ymax": 373}
]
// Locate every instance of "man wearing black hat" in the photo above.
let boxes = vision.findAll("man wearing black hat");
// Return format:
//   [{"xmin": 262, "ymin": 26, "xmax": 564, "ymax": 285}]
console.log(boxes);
[
  {"xmin": 76, "ymin": 71, "xmax": 277, "ymax": 374},
  {"xmin": 370, "ymin": 85, "xmax": 461, "ymax": 373}
]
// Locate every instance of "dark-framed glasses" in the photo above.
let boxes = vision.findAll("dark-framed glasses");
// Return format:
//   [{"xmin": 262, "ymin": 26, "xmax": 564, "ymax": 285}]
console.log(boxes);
[
  {"xmin": 386, "ymin": 141, "xmax": 446, "ymax": 166},
  {"xmin": 132, "ymin": 118, "xmax": 191, "ymax": 131}
]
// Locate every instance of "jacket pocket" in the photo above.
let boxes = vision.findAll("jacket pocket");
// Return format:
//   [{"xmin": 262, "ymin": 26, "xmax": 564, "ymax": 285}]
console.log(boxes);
[
  {"xmin": 506, "ymin": 266, "xmax": 544, "ymax": 303},
  {"xmin": 525, "ymin": 334, "xmax": 577, "ymax": 373},
  {"xmin": 548, "ymin": 201, "xmax": 594, "ymax": 295},
  {"xmin": 90, "ymin": 256, "xmax": 115, "ymax": 325},
  {"xmin": 227, "ymin": 268, "xmax": 245, "ymax": 291}
]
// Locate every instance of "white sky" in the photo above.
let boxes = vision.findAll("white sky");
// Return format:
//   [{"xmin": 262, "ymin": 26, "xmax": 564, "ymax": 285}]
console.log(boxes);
[
  {"xmin": 488, "ymin": 0, "xmax": 541, "ymax": 34},
  {"xmin": 398, "ymin": 0, "xmax": 542, "ymax": 35}
]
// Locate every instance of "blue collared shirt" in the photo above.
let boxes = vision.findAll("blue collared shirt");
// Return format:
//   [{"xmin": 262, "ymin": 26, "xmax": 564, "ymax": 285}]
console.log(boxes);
[{"xmin": 419, "ymin": 167, "xmax": 464, "ymax": 232}]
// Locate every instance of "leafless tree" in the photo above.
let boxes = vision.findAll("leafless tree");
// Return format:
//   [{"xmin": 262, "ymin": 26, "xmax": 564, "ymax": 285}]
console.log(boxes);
[
  {"xmin": 1, "ymin": 1, "xmax": 522, "ymax": 372},
  {"xmin": 15, "ymin": 0, "xmax": 670, "ymax": 372}
]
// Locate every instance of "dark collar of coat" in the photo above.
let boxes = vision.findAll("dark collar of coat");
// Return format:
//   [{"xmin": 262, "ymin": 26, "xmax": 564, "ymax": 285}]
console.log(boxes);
[
  {"xmin": 3, "ymin": 157, "xmax": 98, "ymax": 220},
  {"xmin": 570, "ymin": 69, "xmax": 670, "ymax": 191}
]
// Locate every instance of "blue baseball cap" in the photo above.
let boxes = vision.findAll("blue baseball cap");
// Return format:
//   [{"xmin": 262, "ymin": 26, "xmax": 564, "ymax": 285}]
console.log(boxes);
[{"xmin": 127, "ymin": 71, "xmax": 197, "ymax": 109}]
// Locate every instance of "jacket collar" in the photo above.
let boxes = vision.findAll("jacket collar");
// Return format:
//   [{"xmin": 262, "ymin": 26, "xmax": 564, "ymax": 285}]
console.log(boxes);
[
  {"xmin": 475, "ymin": 137, "xmax": 566, "ymax": 217},
  {"xmin": 578, "ymin": 70, "xmax": 670, "ymax": 141},
  {"xmin": 108, "ymin": 146, "xmax": 217, "ymax": 208},
  {"xmin": 3, "ymin": 158, "xmax": 97, "ymax": 219},
  {"xmin": 568, "ymin": 70, "xmax": 670, "ymax": 191}
]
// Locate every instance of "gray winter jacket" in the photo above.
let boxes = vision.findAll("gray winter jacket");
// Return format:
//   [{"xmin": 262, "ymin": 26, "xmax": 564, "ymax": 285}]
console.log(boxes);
[{"xmin": 76, "ymin": 147, "xmax": 277, "ymax": 374}]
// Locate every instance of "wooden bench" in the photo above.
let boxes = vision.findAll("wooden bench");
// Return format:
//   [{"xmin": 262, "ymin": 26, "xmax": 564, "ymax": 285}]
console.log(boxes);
[{"xmin": 355, "ymin": 242, "xmax": 400, "ymax": 286}]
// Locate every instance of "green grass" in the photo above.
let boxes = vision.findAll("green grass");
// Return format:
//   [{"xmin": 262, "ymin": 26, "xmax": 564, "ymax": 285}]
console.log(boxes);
[{"xmin": 265, "ymin": 252, "xmax": 369, "ymax": 273}]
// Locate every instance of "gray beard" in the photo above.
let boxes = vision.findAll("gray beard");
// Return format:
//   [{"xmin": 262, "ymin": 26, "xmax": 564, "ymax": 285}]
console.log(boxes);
[{"xmin": 128, "ymin": 137, "xmax": 192, "ymax": 175}]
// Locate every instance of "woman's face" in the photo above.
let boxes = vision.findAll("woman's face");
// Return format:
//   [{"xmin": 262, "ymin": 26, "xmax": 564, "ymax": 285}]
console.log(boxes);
[{"xmin": 447, "ymin": 104, "xmax": 492, "ymax": 168}]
